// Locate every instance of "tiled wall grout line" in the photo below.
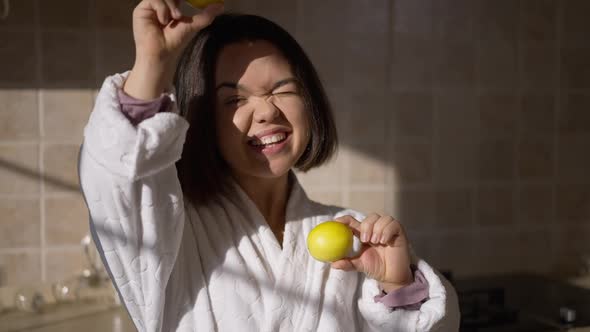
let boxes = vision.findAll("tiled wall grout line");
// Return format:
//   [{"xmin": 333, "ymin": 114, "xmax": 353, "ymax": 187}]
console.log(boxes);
[
  {"xmin": 0, "ymin": 248, "xmax": 44, "ymax": 255},
  {"xmin": 552, "ymin": 0, "xmax": 564, "ymax": 258},
  {"xmin": 294, "ymin": 0, "xmax": 302, "ymax": 41},
  {"xmin": 0, "ymin": 245, "xmax": 83, "ymax": 255},
  {"xmin": 304, "ymin": 184, "xmax": 391, "ymax": 192},
  {"xmin": 33, "ymin": 0, "xmax": 47, "ymax": 282},
  {"xmin": 45, "ymin": 245, "xmax": 86, "ymax": 252},
  {"xmin": 0, "ymin": 194, "xmax": 41, "ymax": 200},
  {"xmin": 0, "ymin": 141, "xmax": 40, "ymax": 146},
  {"xmin": 429, "ymin": 5, "xmax": 437, "ymax": 236},
  {"xmin": 341, "ymin": 148, "xmax": 351, "ymax": 209},
  {"xmin": 473, "ymin": 1, "xmax": 482, "ymax": 245},
  {"xmin": 91, "ymin": 0, "xmax": 99, "ymax": 94},
  {"xmin": 385, "ymin": 0, "xmax": 395, "ymax": 218},
  {"xmin": 515, "ymin": 0, "xmax": 523, "ymax": 235}
]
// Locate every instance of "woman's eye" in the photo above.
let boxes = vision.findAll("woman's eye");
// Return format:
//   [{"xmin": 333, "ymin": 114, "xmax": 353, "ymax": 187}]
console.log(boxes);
[
  {"xmin": 273, "ymin": 91, "xmax": 298, "ymax": 96},
  {"xmin": 225, "ymin": 96, "xmax": 247, "ymax": 105}
]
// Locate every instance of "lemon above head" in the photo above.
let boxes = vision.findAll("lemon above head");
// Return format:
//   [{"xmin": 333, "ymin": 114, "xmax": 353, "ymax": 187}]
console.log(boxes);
[
  {"xmin": 185, "ymin": 0, "xmax": 224, "ymax": 9},
  {"xmin": 306, "ymin": 221, "xmax": 354, "ymax": 262}
]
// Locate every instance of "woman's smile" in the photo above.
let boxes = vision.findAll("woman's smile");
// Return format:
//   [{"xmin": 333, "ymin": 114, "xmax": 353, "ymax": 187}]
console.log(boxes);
[{"xmin": 248, "ymin": 131, "xmax": 292, "ymax": 156}]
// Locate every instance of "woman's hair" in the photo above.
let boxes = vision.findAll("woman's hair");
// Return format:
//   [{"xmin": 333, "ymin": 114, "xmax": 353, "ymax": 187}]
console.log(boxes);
[{"xmin": 174, "ymin": 13, "xmax": 338, "ymax": 206}]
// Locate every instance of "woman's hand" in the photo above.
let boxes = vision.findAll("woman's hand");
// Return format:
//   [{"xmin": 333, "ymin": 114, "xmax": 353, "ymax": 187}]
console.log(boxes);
[
  {"xmin": 331, "ymin": 214, "xmax": 413, "ymax": 293},
  {"xmin": 124, "ymin": 0, "xmax": 224, "ymax": 99}
]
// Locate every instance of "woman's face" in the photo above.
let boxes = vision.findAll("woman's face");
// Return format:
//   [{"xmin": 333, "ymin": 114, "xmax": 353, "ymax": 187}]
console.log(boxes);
[{"xmin": 214, "ymin": 40, "xmax": 310, "ymax": 181}]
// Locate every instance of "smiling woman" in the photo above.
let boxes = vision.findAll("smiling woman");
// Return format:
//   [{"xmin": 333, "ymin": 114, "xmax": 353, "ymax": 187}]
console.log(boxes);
[
  {"xmin": 174, "ymin": 15, "xmax": 337, "ymax": 207},
  {"xmin": 78, "ymin": 1, "xmax": 459, "ymax": 331}
]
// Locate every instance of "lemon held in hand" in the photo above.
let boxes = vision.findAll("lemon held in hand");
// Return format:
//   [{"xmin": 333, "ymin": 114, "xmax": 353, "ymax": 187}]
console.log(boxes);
[
  {"xmin": 307, "ymin": 221, "xmax": 353, "ymax": 262},
  {"xmin": 185, "ymin": 0, "xmax": 224, "ymax": 9}
]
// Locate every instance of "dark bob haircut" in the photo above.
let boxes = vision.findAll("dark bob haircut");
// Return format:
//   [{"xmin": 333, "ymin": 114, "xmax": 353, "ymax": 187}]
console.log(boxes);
[{"xmin": 174, "ymin": 13, "xmax": 338, "ymax": 206}]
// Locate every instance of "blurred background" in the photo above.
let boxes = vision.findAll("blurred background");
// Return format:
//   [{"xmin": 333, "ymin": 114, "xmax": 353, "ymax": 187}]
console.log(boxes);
[{"xmin": 1, "ymin": 0, "xmax": 590, "ymax": 331}]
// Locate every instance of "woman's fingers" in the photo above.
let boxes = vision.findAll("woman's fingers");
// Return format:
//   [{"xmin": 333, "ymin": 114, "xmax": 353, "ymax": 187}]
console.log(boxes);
[
  {"xmin": 189, "ymin": 2, "xmax": 224, "ymax": 30},
  {"xmin": 377, "ymin": 217, "xmax": 404, "ymax": 245},
  {"xmin": 340, "ymin": 213, "xmax": 407, "ymax": 246},
  {"xmin": 163, "ymin": 0, "xmax": 182, "ymax": 19},
  {"xmin": 360, "ymin": 213, "xmax": 380, "ymax": 243},
  {"xmin": 368, "ymin": 215, "xmax": 389, "ymax": 244},
  {"xmin": 334, "ymin": 215, "xmax": 361, "ymax": 233},
  {"xmin": 147, "ymin": 0, "xmax": 172, "ymax": 25},
  {"xmin": 335, "ymin": 214, "xmax": 405, "ymax": 246},
  {"xmin": 143, "ymin": 0, "xmax": 184, "ymax": 25}
]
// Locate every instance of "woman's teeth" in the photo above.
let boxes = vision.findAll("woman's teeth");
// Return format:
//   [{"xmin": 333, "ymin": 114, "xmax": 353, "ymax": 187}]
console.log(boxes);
[{"xmin": 251, "ymin": 133, "xmax": 287, "ymax": 146}]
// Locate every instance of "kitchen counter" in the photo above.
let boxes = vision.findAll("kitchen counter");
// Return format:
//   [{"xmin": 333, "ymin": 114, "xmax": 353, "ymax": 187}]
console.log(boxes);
[
  {"xmin": 20, "ymin": 308, "xmax": 135, "ymax": 332},
  {"xmin": 2, "ymin": 274, "xmax": 589, "ymax": 332},
  {"xmin": 568, "ymin": 276, "xmax": 590, "ymax": 331},
  {"xmin": 569, "ymin": 275, "xmax": 590, "ymax": 290},
  {"xmin": 455, "ymin": 273, "xmax": 590, "ymax": 331},
  {"xmin": 2, "ymin": 300, "xmax": 589, "ymax": 332},
  {"xmin": 0, "ymin": 302, "xmax": 134, "ymax": 332}
]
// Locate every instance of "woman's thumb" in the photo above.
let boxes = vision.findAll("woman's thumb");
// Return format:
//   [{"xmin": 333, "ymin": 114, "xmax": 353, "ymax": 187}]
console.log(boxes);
[
  {"xmin": 330, "ymin": 257, "xmax": 366, "ymax": 272},
  {"xmin": 331, "ymin": 259, "xmax": 353, "ymax": 271}
]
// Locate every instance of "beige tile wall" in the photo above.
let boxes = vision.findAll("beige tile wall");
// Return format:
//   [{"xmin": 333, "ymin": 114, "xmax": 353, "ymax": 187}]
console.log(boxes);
[
  {"xmin": 296, "ymin": 0, "xmax": 590, "ymax": 279},
  {"xmin": 0, "ymin": 0, "xmax": 105, "ymax": 287},
  {"xmin": 0, "ymin": 0, "xmax": 589, "ymax": 286}
]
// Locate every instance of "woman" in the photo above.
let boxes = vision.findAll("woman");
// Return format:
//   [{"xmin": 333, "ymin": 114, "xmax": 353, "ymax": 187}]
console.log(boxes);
[{"xmin": 79, "ymin": 1, "xmax": 460, "ymax": 331}]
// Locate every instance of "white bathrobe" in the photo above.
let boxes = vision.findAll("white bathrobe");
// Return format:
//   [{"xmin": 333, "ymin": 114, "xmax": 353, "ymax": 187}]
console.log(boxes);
[{"xmin": 78, "ymin": 73, "xmax": 460, "ymax": 332}]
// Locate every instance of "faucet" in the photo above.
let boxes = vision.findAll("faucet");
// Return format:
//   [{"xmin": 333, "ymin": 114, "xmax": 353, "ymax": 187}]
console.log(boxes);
[{"xmin": 80, "ymin": 234, "xmax": 109, "ymax": 288}]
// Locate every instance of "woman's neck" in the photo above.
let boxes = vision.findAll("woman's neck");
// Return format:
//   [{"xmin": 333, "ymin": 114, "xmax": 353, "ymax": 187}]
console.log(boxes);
[{"xmin": 233, "ymin": 171, "xmax": 291, "ymax": 231}]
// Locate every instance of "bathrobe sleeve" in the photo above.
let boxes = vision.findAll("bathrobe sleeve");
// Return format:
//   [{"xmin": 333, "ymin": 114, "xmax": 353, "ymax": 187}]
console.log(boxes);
[
  {"xmin": 334, "ymin": 210, "xmax": 461, "ymax": 331},
  {"xmin": 78, "ymin": 72, "xmax": 189, "ymax": 332},
  {"xmin": 356, "ymin": 259, "xmax": 461, "ymax": 331}
]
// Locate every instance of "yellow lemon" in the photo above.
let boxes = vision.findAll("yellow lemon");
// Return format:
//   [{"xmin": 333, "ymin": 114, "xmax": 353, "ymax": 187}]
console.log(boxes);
[
  {"xmin": 307, "ymin": 221, "xmax": 353, "ymax": 262},
  {"xmin": 185, "ymin": 0, "xmax": 224, "ymax": 9}
]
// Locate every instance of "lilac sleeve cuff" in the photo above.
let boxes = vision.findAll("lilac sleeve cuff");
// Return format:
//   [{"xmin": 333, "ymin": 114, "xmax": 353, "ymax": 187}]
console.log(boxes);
[
  {"xmin": 117, "ymin": 88, "xmax": 173, "ymax": 125},
  {"xmin": 373, "ymin": 268, "xmax": 429, "ymax": 310}
]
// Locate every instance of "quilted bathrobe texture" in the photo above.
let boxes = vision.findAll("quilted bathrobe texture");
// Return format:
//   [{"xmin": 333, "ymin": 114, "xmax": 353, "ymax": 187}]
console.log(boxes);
[{"xmin": 78, "ymin": 72, "xmax": 460, "ymax": 332}]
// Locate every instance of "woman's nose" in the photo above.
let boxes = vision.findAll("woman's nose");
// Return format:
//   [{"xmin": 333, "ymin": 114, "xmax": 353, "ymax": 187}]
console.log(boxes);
[{"xmin": 252, "ymin": 97, "xmax": 280, "ymax": 123}]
